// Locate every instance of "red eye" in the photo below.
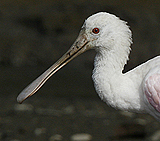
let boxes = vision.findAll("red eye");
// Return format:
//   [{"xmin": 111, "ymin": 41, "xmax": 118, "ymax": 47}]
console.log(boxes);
[{"xmin": 92, "ymin": 28, "xmax": 100, "ymax": 34}]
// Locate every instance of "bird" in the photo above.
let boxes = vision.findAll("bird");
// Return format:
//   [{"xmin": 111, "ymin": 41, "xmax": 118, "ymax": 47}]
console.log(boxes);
[{"xmin": 17, "ymin": 12, "xmax": 160, "ymax": 121}]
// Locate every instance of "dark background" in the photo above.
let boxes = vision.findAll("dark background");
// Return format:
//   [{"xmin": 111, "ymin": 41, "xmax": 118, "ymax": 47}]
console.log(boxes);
[{"xmin": 1, "ymin": 0, "xmax": 160, "ymax": 140}]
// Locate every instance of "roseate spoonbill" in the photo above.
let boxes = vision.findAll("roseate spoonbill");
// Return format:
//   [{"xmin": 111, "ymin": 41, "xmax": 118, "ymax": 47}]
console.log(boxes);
[{"xmin": 17, "ymin": 12, "xmax": 160, "ymax": 121}]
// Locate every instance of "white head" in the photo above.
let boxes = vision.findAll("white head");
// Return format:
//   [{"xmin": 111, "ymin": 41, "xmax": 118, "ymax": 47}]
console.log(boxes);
[
  {"xmin": 84, "ymin": 12, "xmax": 132, "ymax": 53},
  {"xmin": 17, "ymin": 12, "xmax": 133, "ymax": 103}
]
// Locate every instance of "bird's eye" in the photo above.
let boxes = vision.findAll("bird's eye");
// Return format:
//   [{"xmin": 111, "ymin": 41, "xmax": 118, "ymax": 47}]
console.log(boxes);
[{"xmin": 92, "ymin": 28, "xmax": 100, "ymax": 34}]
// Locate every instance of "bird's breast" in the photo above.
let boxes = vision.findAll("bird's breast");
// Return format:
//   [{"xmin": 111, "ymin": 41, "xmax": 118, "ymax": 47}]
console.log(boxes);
[{"xmin": 92, "ymin": 67, "xmax": 143, "ymax": 112}]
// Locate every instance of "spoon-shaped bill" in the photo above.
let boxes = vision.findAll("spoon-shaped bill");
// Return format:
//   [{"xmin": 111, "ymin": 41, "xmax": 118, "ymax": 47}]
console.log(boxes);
[{"xmin": 17, "ymin": 30, "xmax": 90, "ymax": 103}]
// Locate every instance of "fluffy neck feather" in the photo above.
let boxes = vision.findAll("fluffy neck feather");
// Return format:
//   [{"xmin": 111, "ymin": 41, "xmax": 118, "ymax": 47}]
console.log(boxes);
[{"xmin": 94, "ymin": 24, "xmax": 132, "ymax": 75}]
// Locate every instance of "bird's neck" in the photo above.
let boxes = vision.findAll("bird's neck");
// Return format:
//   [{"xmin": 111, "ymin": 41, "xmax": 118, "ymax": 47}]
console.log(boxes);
[
  {"xmin": 92, "ymin": 46, "xmax": 142, "ymax": 111},
  {"xmin": 93, "ymin": 47, "xmax": 129, "ymax": 76}
]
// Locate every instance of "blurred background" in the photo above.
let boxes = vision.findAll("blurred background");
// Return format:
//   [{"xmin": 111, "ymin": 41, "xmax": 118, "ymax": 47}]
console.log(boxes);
[{"xmin": 1, "ymin": 0, "xmax": 160, "ymax": 140}]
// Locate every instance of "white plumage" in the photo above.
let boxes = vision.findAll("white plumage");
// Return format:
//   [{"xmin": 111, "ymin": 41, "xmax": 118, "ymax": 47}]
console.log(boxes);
[{"xmin": 17, "ymin": 12, "xmax": 160, "ymax": 121}]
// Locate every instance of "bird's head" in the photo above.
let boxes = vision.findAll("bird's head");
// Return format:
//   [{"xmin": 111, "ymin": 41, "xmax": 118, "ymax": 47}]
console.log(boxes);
[
  {"xmin": 17, "ymin": 12, "xmax": 132, "ymax": 103},
  {"xmin": 79, "ymin": 12, "xmax": 132, "ymax": 53}
]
